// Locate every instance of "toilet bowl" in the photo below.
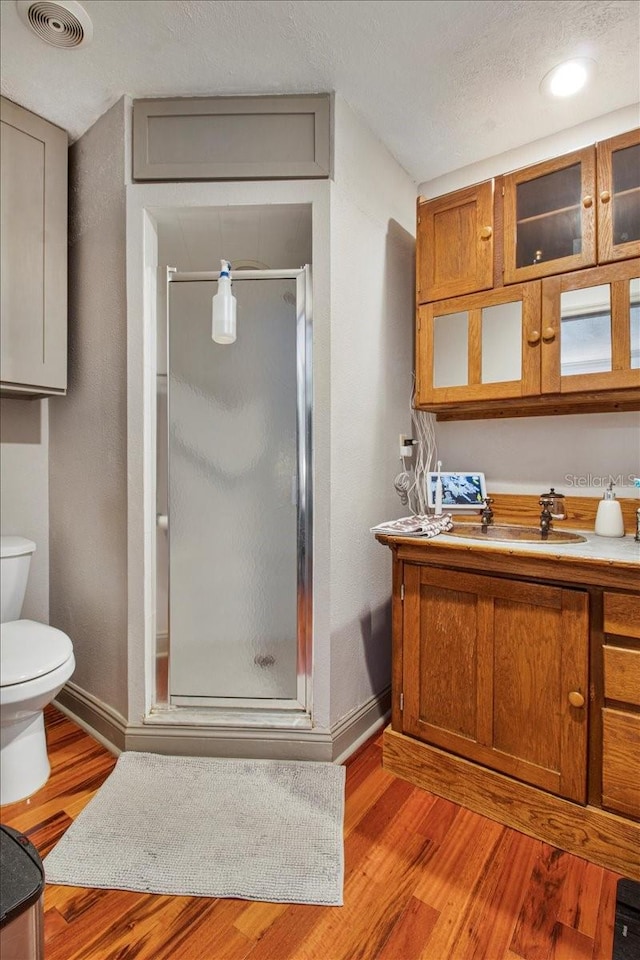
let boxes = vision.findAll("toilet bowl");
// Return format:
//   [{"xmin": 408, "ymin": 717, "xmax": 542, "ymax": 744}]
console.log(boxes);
[{"xmin": 0, "ymin": 537, "xmax": 75, "ymax": 805}]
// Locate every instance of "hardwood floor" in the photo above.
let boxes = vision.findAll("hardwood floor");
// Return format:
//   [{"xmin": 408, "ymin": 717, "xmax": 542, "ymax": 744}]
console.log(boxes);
[{"xmin": 0, "ymin": 706, "xmax": 621, "ymax": 959}]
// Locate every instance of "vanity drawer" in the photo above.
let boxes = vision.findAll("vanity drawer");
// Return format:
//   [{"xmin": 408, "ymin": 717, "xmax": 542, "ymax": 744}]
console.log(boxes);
[
  {"xmin": 604, "ymin": 593, "xmax": 640, "ymax": 639},
  {"xmin": 602, "ymin": 707, "xmax": 640, "ymax": 819},
  {"xmin": 604, "ymin": 646, "xmax": 640, "ymax": 706}
]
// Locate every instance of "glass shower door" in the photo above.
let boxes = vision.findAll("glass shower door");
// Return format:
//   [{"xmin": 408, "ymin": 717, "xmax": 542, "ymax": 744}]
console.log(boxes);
[{"xmin": 166, "ymin": 275, "xmax": 308, "ymax": 706}]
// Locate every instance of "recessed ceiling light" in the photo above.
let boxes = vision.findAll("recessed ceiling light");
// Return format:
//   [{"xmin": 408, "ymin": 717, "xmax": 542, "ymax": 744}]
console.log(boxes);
[{"xmin": 540, "ymin": 58, "xmax": 596, "ymax": 98}]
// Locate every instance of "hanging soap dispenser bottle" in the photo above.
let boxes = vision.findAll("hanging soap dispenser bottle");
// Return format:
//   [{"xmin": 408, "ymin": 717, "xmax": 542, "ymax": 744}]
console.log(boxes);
[{"xmin": 594, "ymin": 482, "xmax": 625, "ymax": 538}]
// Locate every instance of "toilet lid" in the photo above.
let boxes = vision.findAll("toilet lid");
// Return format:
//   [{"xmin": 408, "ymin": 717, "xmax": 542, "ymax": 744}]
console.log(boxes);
[{"xmin": 0, "ymin": 620, "xmax": 73, "ymax": 686}]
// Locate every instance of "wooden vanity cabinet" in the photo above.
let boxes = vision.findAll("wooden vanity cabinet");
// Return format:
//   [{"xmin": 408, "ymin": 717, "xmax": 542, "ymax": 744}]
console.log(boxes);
[
  {"xmin": 381, "ymin": 534, "xmax": 640, "ymax": 878},
  {"xmin": 0, "ymin": 97, "xmax": 68, "ymax": 397},
  {"xmin": 602, "ymin": 592, "xmax": 640, "ymax": 819},
  {"xmin": 416, "ymin": 181, "xmax": 494, "ymax": 303},
  {"xmin": 402, "ymin": 564, "xmax": 589, "ymax": 802}
]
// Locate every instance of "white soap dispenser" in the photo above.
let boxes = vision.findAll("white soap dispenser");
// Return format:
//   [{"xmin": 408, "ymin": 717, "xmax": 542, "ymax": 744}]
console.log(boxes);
[{"xmin": 594, "ymin": 482, "xmax": 625, "ymax": 538}]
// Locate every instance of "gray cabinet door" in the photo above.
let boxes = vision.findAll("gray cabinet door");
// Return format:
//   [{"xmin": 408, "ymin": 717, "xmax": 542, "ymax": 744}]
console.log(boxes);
[
  {"xmin": 1, "ymin": 97, "xmax": 67, "ymax": 395},
  {"xmin": 133, "ymin": 95, "xmax": 331, "ymax": 181}
]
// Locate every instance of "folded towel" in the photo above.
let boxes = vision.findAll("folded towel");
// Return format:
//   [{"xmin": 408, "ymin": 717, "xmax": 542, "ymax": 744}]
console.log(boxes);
[{"xmin": 370, "ymin": 514, "xmax": 453, "ymax": 538}]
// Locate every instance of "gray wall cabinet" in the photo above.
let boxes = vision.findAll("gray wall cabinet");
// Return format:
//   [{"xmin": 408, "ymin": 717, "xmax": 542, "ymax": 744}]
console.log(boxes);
[
  {"xmin": 133, "ymin": 94, "xmax": 331, "ymax": 181},
  {"xmin": 1, "ymin": 97, "xmax": 68, "ymax": 397}
]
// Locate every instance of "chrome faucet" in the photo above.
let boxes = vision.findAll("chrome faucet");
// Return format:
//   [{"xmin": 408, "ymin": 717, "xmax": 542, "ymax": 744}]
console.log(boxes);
[
  {"xmin": 480, "ymin": 497, "xmax": 494, "ymax": 532},
  {"xmin": 539, "ymin": 497, "xmax": 553, "ymax": 540}
]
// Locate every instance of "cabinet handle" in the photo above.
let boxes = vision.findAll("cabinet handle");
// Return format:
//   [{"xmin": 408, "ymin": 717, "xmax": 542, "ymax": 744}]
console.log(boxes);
[
  {"xmin": 527, "ymin": 330, "xmax": 541, "ymax": 346},
  {"xmin": 582, "ymin": 195, "xmax": 593, "ymax": 208},
  {"xmin": 600, "ymin": 190, "xmax": 611, "ymax": 204},
  {"xmin": 479, "ymin": 226, "xmax": 493, "ymax": 240},
  {"xmin": 542, "ymin": 326, "xmax": 556, "ymax": 342},
  {"xmin": 568, "ymin": 691, "xmax": 585, "ymax": 708}
]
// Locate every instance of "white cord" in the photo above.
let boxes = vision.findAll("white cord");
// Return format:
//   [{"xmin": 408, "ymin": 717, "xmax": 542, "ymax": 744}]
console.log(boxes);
[
  {"xmin": 394, "ymin": 458, "xmax": 412, "ymax": 505},
  {"xmin": 395, "ymin": 377, "xmax": 438, "ymax": 515}
]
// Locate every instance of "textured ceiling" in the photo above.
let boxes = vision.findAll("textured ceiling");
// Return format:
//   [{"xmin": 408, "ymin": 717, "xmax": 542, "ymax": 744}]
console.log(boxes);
[{"xmin": 1, "ymin": 0, "xmax": 639, "ymax": 184}]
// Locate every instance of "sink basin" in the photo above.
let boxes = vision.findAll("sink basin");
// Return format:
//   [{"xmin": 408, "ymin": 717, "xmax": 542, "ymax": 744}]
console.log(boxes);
[{"xmin": 447, "ymin": 523, "xmax": 587, "ymax": 544}]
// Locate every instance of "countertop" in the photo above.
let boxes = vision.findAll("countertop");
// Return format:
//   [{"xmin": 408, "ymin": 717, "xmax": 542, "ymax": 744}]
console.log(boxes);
[
  {"xmin": 375, "ymin": 523, "xmax": 640, "ymax": 586},
  {"xmin": 436, "ymin": 527, "xmax": 640, "ymax": 564}
]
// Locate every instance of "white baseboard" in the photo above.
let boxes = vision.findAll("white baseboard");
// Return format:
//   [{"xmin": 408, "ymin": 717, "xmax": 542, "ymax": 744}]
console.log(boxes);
[{"xmin": 55, "ymin": 681, "xmax": 390, "ymax": 765}]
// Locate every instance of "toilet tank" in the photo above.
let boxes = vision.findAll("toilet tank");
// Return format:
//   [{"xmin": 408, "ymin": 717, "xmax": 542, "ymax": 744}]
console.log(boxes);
[{"xmin": 0, "ymin": 537, "xmax": 36, "ymax": 623}]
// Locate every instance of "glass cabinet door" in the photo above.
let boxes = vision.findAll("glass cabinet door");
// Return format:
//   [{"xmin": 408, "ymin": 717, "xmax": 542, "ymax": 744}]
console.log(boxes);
[
  {"xmin": 503, "ymin": 147, "xmax": 596, "ymax": 284},
  {"xmin": 597, "ymin": 129, "xmax": 640, "ymax": 263},
  {"xmin": 541, "ymin": 260, "xmax": 640, "ymax": 394},
  {"xmin": 416, "ymin": 283, "xmax": 541, "ymax": 406}
]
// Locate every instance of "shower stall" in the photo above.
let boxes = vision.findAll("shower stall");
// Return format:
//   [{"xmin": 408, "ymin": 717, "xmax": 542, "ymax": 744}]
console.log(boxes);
[{"xmin": 154, "ymin": 232, "xmax": 313, "ymax": 726}]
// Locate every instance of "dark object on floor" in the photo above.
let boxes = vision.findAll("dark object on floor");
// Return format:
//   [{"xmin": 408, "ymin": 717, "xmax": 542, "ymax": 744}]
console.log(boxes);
[
  {"xmin": 613, "ymin": 878, "xmax": 640, "ymax": 960},
  {"xmin": 0, "ymin": 824, "xmax": 45, "ymax": 960}
]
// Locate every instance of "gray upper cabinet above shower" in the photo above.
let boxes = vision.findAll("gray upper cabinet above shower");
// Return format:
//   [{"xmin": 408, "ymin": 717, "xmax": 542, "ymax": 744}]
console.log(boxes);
[
  {"xmin": 1, "ymin": 97, "xmax": 68, "ymax": 397},
  {"xmin": 132, "ymin": 94, "xmax": 332, "ymax": 181}
]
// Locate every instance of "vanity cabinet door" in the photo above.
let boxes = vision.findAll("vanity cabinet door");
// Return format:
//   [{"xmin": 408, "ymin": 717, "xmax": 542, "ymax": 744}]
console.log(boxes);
[
  {"xmin": 416, "ymin": 282, "xmax": 541, "ymax": 406},
  {"xmin": 402, "ymin": 565, "xmax": 589, "ymax": 803},
  {"xmin": 0, "ymin": 97, "xmax": 67, "ymax": 396},
  {"xmin": 503, "ymin": 146, "xmax": 596, "ymax": 285},
  {"xmin": 416, "ymin": 181, "xmax": 494, "ymax": 303},
  {"xmin": 597, "ymin": 129, "xmax": 640, "ymax": 264},
  {"xmin": 540, "ymin": 259, "xmax": 640, "ymax": 394}
]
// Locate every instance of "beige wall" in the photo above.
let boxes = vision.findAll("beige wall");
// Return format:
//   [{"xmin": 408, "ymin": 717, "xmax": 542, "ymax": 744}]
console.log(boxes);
[
  {"xmin": 0, "ymin": 399, "xmax": 49, "ymax": 621},
  {"xmin": 329, "ymin": 96, "xmax": 416, "ymax": 727},
  {"xmin": 49, "ymin": 99, "xmax": 129, "ymax": 717}
]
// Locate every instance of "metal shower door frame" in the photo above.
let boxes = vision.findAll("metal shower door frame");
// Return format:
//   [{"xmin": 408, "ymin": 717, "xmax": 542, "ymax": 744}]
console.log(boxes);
[{"xmin": 160, "ymin": 266, "xmax": 313, "ymax": 723}]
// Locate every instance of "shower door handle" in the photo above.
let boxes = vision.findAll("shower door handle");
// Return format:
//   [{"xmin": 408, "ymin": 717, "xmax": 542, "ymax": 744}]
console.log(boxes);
[{"xmin": 157, "ymin": 514, "xmax": 169, "ymax": 531}]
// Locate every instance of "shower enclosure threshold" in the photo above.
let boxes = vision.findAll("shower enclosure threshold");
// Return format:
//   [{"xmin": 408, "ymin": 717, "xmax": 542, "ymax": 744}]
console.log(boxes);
[{"xmin": 145, "ymin": 705, "xmax": 313, "ymax": 730}]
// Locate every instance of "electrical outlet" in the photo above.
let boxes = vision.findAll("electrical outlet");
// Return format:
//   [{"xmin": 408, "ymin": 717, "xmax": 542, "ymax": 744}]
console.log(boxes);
[{"xmin": 399, "ymin": 434, "xmax": 414, "ymax": 457}]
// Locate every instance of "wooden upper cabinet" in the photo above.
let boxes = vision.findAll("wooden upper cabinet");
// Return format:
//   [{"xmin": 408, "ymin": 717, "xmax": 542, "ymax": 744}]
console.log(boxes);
[
  {"xmin": 416, "ymin": 282, "xmax": 541, "ymax": 406},
  {"xmin": 416, "ymin": 181, "xmax": 494, "ymax": 303},
  {"xmin": 0, "ymin": 97, "xmax": 68, "ymax": 396},
  {"xmin": 503, "ymin": 147, "xmax": 597, "ymax": 284},
  {"xmin": 402, "ymin": 565, "xmax": 589, "ymax": 803},
  {"xmin": 540, "ymin": 258, "xmax": 640, "ymax": 395},
  {"xmin": 597, "ymin": 129, "xmax": 640, "ymax": 264}
]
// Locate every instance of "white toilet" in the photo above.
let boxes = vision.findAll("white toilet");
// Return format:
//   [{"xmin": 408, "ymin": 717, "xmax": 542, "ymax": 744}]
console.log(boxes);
[{"xmin": 0, "ymin": 536, "xmax": 75, "ymax": 805}]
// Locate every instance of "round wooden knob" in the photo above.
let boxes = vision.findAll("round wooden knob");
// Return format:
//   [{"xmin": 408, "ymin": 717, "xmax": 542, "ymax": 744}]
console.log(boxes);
[
  {"xmin": 568, "ymin": 691, "xmax": 585, "ymax": 708},
  {"xmin": 527, "ymin": 330, "xmax": 541, "ymax": 345},
  {"xmin": 480, "ymin": 226, "xmax": 493, "ymax": 240},
  {"xmin": 542, "ymin": 326, "xmax": 556, "ymax": 342},
  {"xmin": 600, "ymin": 190, "xmax": 611, "ymax": 204},
  {"xmin": 582, "ymin": 195, "xmax": 593, "ymax": 208}
]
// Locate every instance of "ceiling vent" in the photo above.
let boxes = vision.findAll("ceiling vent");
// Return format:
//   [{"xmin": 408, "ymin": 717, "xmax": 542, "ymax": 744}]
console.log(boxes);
[{"xmin": 16, "ymin": 0, "xmax": 93, "ymax": 48}]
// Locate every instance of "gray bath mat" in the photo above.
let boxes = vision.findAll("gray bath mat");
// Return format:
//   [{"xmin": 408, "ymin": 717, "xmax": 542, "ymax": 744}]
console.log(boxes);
[{"xmin": 44, "ymin": 751, "xmax": 345, "ymax": 905}]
